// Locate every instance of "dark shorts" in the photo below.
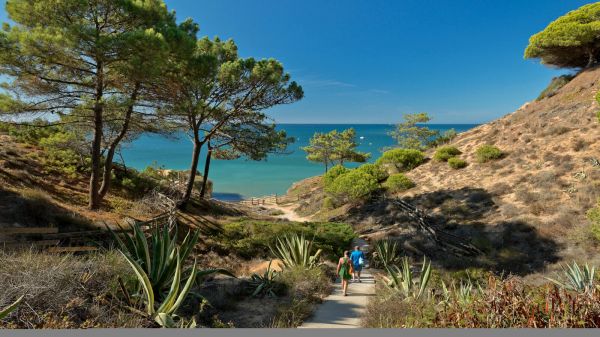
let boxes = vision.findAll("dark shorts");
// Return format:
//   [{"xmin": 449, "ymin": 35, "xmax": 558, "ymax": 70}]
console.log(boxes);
[{"xmin": 353, "ymin": 264, "xmax": 362, "ymax": 272}]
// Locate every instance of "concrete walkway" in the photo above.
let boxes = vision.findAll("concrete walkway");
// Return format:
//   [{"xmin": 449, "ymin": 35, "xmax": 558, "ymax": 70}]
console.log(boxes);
[
  {"xmin": 300, "ymin": 270, "xmax": 375, "ymax": 328},
  {"xmin": 300, "ymin": 238, "xmax": 375, "ymax": 328}
]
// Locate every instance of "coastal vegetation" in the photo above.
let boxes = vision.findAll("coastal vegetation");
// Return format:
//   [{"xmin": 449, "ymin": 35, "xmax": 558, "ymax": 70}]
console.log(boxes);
[
  {"xmin": 447, "ymin": 157, "xmax": 467, "ymax": 169},
  {"xmin": 0, "ymin": 0, "xmax": 303, "ymax": 210},
  {"xmin": 388, "ymin": 112, "xmax": 440, "ymax": 150},
  {"xmin": 524, "ymin": 3, "xmax": 600, "ymax": 68},
  {"xmin": 382, "ymin": 174, "xmax": 415, "ymax": 193},
  {"xmin": 433, "ymin": 146, "xmax": 461, "ymax": 162},
  {"xmin": 1, "ymin": 0, "xmax": 600, "ymax": 331},
  {"xmin": 374, "ymin": 149, "xmax": 425, "ymax": 172},
  {"xmin": 302, "ymin": 128, "xmax": 369, "ymax": 172},
  {"xmin": 475, "ymin": 145, "xmax": 503, "ymax": 163}
]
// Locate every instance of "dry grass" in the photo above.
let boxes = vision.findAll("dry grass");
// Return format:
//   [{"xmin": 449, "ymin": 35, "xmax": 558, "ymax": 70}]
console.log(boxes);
[
  {"xmin": 364, "ymin": 275, "xmax": 600, "ymax": 328},
  {"xmin": 0, "ymin": 250, "xmax": 150, "ymax": 328}
]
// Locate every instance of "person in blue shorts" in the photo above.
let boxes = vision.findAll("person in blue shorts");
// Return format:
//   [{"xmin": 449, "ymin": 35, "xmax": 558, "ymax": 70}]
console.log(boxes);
[{"xmin": 349, "ymin": 246, "xmax": 365, "ymax": 282}]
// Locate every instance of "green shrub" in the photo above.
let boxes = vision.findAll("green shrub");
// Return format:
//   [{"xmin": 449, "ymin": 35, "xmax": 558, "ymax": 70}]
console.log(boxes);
[
  {"xmin": 323, "ymin": 164, "xmax": 350, "ymax": 186},
  {"xmin": 0, "ymin": 121, "xmax": 11, "ymax": 133},
  {"xmin": 325, "ymin": 170, "xmax": 379, "ymax": 202},
  {"xmin": 7, "ymin": 119, "xmax": 62, "ymax": 145},
  {"xmin": 356, "ymin": 163, "xmax": 389, "ymax": 182},
  {"xmin": 375, "ymin": 149, "xmax": 425, "ymax": 172},
  {"xmin": 588, "ymin": 200, "xmax": 600, "ymax": 242},
  {"xmin": 112, "ymin": 167, "xmax": 159, "ymax": 197},
  {"xmin": 321, "ymin": 196, "xmax": 335, "ymax": 210},
  {"xmin": 383, "ymin": 173, "xmax": 415, "ymax": 193},
  {"xmin": 38, "ymin": 131, "xmax": 87, "ymax": 179},
  {"xmin": 218, "ymin": 220, "xmax": 355, "ymax": 259},
  {"xmin": 448, "ymin": 157, "xmax": 467, "ymax": 169},
  {"xmin": 433, "ymin": 146, "xmax": 461, "ymax": 162},
  {"xmin": 537, "ymin": 75, "xmax": 574, "ymax": 101},
  {"xmin": 428, "ymin": 129, "xmax": 458, "ymax": 148},
  {"xmin": 475, "ymin": 145, "xmax": 503, "ymax": 163}
]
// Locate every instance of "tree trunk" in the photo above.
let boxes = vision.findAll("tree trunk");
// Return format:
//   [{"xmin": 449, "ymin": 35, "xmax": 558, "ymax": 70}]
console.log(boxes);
[
  {"xmin": 199, "ymin": 145, "xmax": 213, "ymax": 199},
  {"xmin": 587, "ymin": 50, "xmax": 597, "ymax": 68},
  {"xmin": 89, "ymin": 61, "xmax": 104, "ymax": 210},
  {"xmin": 98, "ymin": 85, "xmax": 139, "ymax": 200},
  {"xmin": 180, "ymin": 139, "xmax": 203, "ymax": 209}
]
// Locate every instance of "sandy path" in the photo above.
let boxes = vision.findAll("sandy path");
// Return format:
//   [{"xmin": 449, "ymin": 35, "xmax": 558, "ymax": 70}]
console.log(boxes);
[
  {"xmin": 264, "ymin": 204, "xmax": 311, "ymax": 222},
  {"xmin": 300, "ymin": 238, "xmax": 375, "ymax": 328}
]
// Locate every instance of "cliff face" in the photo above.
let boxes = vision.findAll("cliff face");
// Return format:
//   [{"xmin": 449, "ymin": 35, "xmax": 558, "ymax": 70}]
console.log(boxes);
[{"xmin": 291, "ymin": 67, "xmax": 600, "ymax": 278}]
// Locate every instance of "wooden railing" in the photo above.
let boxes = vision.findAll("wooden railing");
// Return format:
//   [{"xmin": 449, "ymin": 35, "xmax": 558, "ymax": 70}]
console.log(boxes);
[
  {"xmin": 0, "ymin": 212, "xmax": 172, "ymax": 254},
  {"xmin": 235, "ymin": 193, "xmax": 300, "ymax": 206}
]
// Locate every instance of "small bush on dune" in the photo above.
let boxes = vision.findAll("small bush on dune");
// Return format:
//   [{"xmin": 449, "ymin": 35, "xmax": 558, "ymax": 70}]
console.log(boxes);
[
  {"xmin": 356, "ymin": 163, "xmax": 389, "ymax": 182},
  {"xmin": 325, "ymin": 170, "xmax": 379, "ymax": 203},
  {"xmin": 375, "ymin": 149, "xmax": 425, "ymax": 172},
  {"xmin": 433, "ymin": 146, "xmax": 461, "ymax": 162},
  {"xmin": 323, "ymin": 164, "xmax": 349, "ymax": 186},
  {"xmin": 321, "ymin": 196, "xmax": 335, "ymax": 210},
  {"xmin": 475, "ymin": 145, "xmax": 503, "ymax": 163},
  {"xmin": 536, "ymin": 75, "xmax": 574, "ymax": 101},
  {"xmin": 588, "ymin": 199, "xmax": 600, "ymax": 242},
  {"xmin": 383, "ymin": 173, "xmax": 415, "ymax": 193},
  {"xmin": 428, "ymin": 129, "xmax": 458, "ymax": 148},
  {"xmin": 448, "ymin": 157, "xmax": 467, "ymax": 169}
]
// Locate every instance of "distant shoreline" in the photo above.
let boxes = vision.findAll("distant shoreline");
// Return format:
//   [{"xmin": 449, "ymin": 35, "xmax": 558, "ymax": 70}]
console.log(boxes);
[{"xmin": 122, "ymin": 124, "xmax": 480, "ymax": 199}]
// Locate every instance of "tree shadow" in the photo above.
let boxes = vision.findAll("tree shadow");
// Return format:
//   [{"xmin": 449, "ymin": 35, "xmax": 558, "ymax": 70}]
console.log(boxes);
[
  {"xmin": 347, "ymin": 187, "xmax": 561, "ymax": 276},
  {"xmin": 0, "ymin": 186, "xmax": 92, "ymax": 232}
]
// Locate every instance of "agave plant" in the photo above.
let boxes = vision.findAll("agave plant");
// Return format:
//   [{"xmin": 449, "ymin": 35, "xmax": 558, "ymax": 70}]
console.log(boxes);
[
  {"xmin": 546, "ymin": 261, "xmax": 596, "ymax": 293},
  {"xmin": 270, "ymin": 233, "xmax": 322, "ymax": 269},
  {"xmin": 0, "ymin": 295, "xmax": 24, "ymax": 320},
  {"xmin": 374, "ymin": 239, "xmax": 400, "ymax": 268},
  {"xmin": 383, "ymin": 256, "xmax": 432, "ymax": 300},
  {"xmin": 249, "ymin": 260, "xmax": 281, "ymax": 298},
  {"xmin": 121, "ymin": 249, "xmax": 197, "ymax": 327},
  {"xmin": 110, "ymin": 222, "xmax": 202, "ymax": 297}
]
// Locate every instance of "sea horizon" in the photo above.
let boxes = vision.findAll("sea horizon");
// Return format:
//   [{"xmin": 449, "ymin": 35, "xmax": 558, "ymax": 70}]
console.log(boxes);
[{"xmin": 121, "ymin": 123, "xmax": 479, "ymax": 200}]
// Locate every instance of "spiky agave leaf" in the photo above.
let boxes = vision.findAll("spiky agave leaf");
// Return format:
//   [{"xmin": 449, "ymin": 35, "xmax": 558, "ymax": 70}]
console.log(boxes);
[
  {"xmin": 374, "ymin": 239, "xmax": 400, "ymax": 268},
  {"xmin": 120, "ymin": 250, "xmax": 155, "ymax": 315},
  {"xmin": 0, "ymin": 295, "xmax": 24, "ymax": 320},
  {"xmin": 417, "ymin": 256, "xmax": 432, "ymax": 299},
  {"xmin": 270, "ymin": 233, "xmax": 321, "ymax": 269},
  {"xmin": 546, "ymin": 261, "xmax": 596, "ymax": 293}
]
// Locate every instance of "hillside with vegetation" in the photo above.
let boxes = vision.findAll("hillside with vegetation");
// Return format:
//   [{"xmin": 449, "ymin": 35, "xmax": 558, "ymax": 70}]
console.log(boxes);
[
  {"xmin": 2, "ymin": 0, "xmax": 600, "ymax": 330},
  {"xmin": 289, "ymin": 65, "xmax": 600, "ymax": 277}
]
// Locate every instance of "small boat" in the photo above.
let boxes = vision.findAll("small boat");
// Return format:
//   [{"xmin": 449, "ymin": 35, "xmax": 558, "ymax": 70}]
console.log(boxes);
[{"xmin": 359, "ymin": 136, "xmax": 365, "ymax": 140}]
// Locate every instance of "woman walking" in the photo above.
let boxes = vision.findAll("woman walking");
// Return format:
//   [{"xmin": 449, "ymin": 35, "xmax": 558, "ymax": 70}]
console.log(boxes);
[{"xmin": 336, "ymin": 250, "xmax": 353, "ymax": 296}]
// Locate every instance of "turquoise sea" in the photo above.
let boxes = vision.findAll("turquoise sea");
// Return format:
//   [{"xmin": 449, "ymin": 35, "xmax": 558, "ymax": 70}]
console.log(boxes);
[{"xmin": 121, "ymin": 124, "xmax": 478, "ymax": 200}]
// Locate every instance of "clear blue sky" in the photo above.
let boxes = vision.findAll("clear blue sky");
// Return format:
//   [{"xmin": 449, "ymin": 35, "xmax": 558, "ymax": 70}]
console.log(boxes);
[{"xmin": 0, "ymin": 0, "xmax": 593, "ymax": 124}]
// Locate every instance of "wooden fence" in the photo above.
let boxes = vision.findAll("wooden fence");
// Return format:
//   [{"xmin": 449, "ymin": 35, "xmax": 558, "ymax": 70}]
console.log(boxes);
[
  {"xmin": 0, "ymin": 212, "xmax": 171, "ymax": 254},
  {"xmin": 235, "ymin": 193, "xmax": 300, "ymax": 206}
]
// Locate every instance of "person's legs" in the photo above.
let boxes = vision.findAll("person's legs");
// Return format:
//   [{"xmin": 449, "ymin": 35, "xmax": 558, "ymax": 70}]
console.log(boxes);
[
  {"xmin": 357, "ymin": 270, "xmax": 362, "ymax": 282},
  {"xmin": 342, "ymin": 279, "xmax": 348, "ymax": 295}
]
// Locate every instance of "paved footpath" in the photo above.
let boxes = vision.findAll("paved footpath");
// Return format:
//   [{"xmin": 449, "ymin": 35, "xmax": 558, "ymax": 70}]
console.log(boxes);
[{"xmin": 300, "ymin": 239, "xmax": 375, "ymax": 328}]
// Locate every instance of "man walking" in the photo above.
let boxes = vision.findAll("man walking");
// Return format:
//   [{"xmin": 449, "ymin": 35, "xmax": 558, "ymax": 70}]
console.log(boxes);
[{"xmin": 349, "ymin": 246, "xmax": 365, "ymax": 282}]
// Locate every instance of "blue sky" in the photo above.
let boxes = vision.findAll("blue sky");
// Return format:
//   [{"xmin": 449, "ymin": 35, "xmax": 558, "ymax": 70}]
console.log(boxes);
[{"xmin": 0, "ymin": 0, "xmax": 593, "ymax": 123}]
